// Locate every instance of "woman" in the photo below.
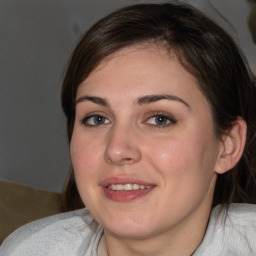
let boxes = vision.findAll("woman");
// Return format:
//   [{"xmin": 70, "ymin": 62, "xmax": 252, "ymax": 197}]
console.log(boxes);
[{"xmin": 1, "ymin": 2, "xmax": 256, "ymax": 256}]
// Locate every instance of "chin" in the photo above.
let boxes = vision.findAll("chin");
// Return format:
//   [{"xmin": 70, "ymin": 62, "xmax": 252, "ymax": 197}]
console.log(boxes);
[{"xmin": 100, "ymin": 214, "xmax": 157, "ymax": 239}]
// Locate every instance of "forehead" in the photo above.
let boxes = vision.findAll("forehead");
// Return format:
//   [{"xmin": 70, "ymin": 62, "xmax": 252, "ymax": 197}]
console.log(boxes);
[{"xmin": 77, "ymin": 44, "xmax": 205, "ymax": 103}]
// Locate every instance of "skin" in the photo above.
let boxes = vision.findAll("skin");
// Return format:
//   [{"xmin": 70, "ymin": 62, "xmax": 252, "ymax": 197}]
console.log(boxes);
[{"xmin": 70, "ymin": 45, "xmax": 231, "ymax": 256}]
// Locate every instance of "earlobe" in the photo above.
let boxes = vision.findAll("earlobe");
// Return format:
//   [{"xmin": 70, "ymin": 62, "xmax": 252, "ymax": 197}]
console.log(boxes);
[{"xmin": 215, "ymin": 118, "xmax": 247, "ymax": 174}]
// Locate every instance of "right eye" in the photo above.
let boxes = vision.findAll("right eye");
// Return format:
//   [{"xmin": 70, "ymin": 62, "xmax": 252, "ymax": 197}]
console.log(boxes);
[{"xmin": 81, "ymin": 114, "xmax": 110, "ymax": 126}]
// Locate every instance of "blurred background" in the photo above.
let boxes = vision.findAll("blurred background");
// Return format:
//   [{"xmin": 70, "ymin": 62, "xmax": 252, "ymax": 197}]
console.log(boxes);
[{"xmin": 1, "ymin": 0, "xmax": 256, "ymax": 193}]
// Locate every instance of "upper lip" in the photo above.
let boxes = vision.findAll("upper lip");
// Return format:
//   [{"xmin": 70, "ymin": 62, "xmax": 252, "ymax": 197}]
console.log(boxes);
[{"xmin": 100, "ymin": 176, "xmax": 155, "ymax": 187}]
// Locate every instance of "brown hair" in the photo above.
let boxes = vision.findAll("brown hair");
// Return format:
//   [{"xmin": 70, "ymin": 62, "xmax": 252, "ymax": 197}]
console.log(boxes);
[{"xmin": 60, "ymin": 2, "xmax": 256, "ymax": 211}]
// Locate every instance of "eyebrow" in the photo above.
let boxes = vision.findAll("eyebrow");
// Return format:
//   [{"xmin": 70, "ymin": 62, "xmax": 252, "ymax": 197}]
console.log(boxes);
[
  {"xmin": 76, "ymin": 94, "xmax": 190, "ymax": 109},
  {"xmin": 137, "ymin": 94, "xmax": 190, "ymax": 108},
  {"xmin": 76, "ymin": 96, "xmax": 108, "ymax": 106}
]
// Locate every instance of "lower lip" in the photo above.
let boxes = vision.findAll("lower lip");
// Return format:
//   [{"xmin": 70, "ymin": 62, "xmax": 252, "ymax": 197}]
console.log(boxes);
[{"xmin": 102, "ymin": 187, "xmax": 154, "ymax": 202}]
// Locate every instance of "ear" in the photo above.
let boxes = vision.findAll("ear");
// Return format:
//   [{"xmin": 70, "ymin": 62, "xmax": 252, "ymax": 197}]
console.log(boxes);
[{"xmin": 215, "ymin": 118, "xmax": 247, "ymax": 174}]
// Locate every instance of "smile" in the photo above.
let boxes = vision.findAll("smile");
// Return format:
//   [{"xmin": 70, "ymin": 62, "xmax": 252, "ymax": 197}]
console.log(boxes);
[{"xmin": 108, "ymin": 184, "xmax": 152, "ymax": 191}]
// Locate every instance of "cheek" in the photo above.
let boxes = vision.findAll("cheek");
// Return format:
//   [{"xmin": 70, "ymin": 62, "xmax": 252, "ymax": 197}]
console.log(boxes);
[
  {"xmin": 70, "ymin": 132, "xmax": 102, "ymax": 178},
  {"xmin": 150, "ymin": 136, "xmax": 218, "ymax": 214},
  {"xmin": 147, "ymin": 136, "xmax": 195, "ymax": 173},
  {"xmin": 148, "ymin": 132, "xmax": 217, "ymax": 182},
  {"xmin": 70, "ymin": 132, "xmax": 104, "ymax": 206}
]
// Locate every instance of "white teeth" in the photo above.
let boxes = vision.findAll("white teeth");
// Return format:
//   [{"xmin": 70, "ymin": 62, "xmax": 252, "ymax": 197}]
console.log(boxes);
[
  {"xmin": 115, "ymin": 184, "xmax": 123, "ymax": 190},
  {"xmin": 108, "ymin": 184, "xmax": 152, "ymax": 191},
  {"xmin": 133, "ymin": 184, "xmax": 140, "ymax": 190},
  {"xmin": 124, "ymin": 184, "xmax": 133, "ymax": 190}
]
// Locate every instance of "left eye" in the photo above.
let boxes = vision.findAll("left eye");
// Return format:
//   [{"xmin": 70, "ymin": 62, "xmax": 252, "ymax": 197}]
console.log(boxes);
[
  {"xmin": 146, "ymin": 115, "xmax": 175, "ymax": 126},
  {"xmin": 82, "ymin": 115, "xmax": 110, "ymax": 126}
]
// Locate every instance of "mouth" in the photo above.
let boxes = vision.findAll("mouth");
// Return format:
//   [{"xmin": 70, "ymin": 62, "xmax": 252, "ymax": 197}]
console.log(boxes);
[
  {"xmin": 101, "ymin": 178, "xmax": 155, "ymax": 202},
  {"xmin": 107, "ymin": 184, "xmax": 152, "ymax": 191}
]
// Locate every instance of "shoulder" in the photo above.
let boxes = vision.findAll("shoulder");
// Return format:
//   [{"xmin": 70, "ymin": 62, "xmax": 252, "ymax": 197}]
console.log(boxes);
[
  {"xmin": 0, "ymin": 208, "xmax": 102, "ymax": 256},
  {"xmin": 225, "ymin": 203, "xmax": 256, "ymax": 222},
  {"xmin": 195, "ymin": 203, "xmax": 256, "ymax": 256}
]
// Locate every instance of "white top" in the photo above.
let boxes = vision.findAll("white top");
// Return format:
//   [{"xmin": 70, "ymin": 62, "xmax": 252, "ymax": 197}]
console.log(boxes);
[{"xmin": 1, "ymin": 203, "xmax": 256, "ymax": 256}]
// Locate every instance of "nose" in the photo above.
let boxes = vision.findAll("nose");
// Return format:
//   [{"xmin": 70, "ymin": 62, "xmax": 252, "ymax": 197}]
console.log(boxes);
[{"xmin": 104, "ymin": 124, "xmax": 142, "ymax": 165}]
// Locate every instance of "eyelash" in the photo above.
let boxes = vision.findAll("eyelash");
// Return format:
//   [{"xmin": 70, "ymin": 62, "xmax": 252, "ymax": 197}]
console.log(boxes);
[
  {"xmin": 80, "ymin": 113, "xmax": 176, "ymax": 128},
  {"xmin": 81, "ymin": 114, "xmax": 110, "ymax": 127},
  {"xmin": 144, "ymin": 113, "xmax": 176, "ymax": 128}
]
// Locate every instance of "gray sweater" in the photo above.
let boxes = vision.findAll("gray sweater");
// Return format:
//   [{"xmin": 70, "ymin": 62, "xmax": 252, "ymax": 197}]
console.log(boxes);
[{"xmin": 1, "ymin": 204, "xmax": 256, "ymax": 255}]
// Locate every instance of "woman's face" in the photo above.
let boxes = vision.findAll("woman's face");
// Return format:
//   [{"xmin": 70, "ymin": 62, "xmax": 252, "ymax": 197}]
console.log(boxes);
[{"xmin": 71, "ymin": 45, "xmax": 222, "ymax": 240}]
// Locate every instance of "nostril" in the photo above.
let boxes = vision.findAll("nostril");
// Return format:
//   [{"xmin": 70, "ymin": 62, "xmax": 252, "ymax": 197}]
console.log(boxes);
[
  {"xmin": 122, "ymin": 157, "xmax": 133, "ymax": 163},
  {"xmin": 106, "ymin": 156, "xmax": 133, "ymax": 164}
]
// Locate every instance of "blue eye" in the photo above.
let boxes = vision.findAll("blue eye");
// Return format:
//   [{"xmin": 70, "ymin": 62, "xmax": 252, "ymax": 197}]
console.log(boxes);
[
  {"xmin": 82, "ymin": 115, "xmax": 110, "ymax": 126},
  {"xmin": 147, "ymin": 114, "xmax": 176, "ymax": 127}
]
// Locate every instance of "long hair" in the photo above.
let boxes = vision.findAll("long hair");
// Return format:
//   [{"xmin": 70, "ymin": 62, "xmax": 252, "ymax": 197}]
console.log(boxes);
[{"xmin": 60, "ymin": 2, "xmax": 256, "ymax": 211}]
